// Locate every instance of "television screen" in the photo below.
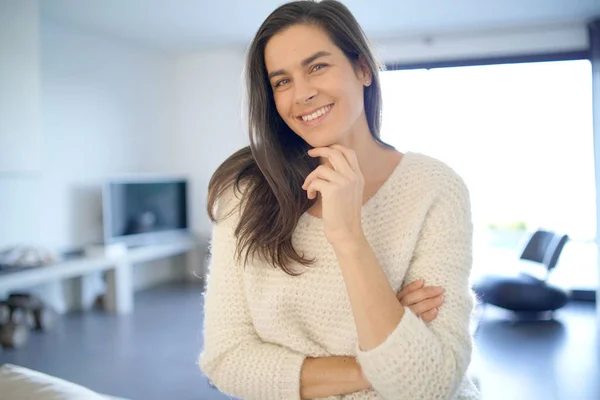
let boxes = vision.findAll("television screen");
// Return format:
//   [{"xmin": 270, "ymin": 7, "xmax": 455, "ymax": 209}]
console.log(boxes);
[{"xmin": 103, "ymin": 178, "xmax": 189, "ymax": 245}]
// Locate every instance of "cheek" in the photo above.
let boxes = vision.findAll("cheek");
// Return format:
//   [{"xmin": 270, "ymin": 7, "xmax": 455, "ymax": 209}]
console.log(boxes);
[
  {"xmin": 274, "ymin": 94, "xmax": 293, "ymax": 123},
  {"xmin": 334, "ymin": 74, "xmax": 363, "ymax": 114},
  {"xmin": 345, "ymin": 83, "xmax": 365, "ymax": 116}
]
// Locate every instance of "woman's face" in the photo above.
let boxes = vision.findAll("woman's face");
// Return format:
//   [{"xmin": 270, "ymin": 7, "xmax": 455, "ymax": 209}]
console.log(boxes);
[{"xmin": 264, "ymin": 24, "xmax": 371, "ymax": 148}]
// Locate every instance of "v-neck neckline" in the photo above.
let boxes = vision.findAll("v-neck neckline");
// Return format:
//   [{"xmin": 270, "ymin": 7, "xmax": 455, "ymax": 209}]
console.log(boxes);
[{"xmin": 301, "ymin": 151, "xmax": 413, "ymax": 223}]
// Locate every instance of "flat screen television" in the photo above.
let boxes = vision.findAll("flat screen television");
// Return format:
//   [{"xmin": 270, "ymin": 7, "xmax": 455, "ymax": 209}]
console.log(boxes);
[{"xmin": 102, "ymin": 175, "xmax": 190, "ymax": 247}]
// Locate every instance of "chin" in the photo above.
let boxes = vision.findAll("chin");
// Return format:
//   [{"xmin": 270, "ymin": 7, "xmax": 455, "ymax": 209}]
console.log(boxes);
[
  {"xmin": 299, "ymin": 129, "xmax": 344, "ymax": 149},
  {"xmin": 304, "ymin": 137, "xmax": 337, "ymax": 149}
]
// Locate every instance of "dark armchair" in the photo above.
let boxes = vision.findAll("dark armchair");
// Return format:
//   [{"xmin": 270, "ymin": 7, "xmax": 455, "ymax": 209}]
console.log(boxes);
[{"xmin": 473, "ymin": 229, "xmax": 570, "ymax": 315}]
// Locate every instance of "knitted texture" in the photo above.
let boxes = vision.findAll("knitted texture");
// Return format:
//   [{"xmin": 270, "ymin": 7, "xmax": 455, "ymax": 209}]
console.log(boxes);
[{"xmin": 199, "ymin": 152, "xmax": 480, "ymax": 400}]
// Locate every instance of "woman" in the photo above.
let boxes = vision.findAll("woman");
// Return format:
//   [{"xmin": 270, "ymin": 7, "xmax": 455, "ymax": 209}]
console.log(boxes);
[{"xmin": 199, "ymin": 1, "xmax": 479, "ymax": 399}]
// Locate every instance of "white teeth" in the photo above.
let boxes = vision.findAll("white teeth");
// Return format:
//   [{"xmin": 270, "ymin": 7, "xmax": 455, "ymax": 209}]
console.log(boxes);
[{"xmin": 301, "ymin": 105, "xmax": 331, "ymax": 122}]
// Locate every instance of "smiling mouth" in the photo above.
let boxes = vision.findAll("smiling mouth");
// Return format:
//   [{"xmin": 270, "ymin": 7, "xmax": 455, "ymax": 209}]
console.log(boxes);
[{"xmin": 297, "ymin": 104, "xmax": 334, "ymax": 126}]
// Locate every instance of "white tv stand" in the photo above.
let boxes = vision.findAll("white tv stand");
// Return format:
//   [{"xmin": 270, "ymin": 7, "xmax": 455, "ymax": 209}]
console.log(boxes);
[{"xmin": 0, "ymin": 236, "xmax": 203, "ymax": 315}]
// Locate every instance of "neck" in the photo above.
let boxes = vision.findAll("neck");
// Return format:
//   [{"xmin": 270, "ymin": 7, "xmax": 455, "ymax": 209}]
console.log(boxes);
[{"xmin": 332, "ymin": 114, "xmax": 396, "ymax": 182}]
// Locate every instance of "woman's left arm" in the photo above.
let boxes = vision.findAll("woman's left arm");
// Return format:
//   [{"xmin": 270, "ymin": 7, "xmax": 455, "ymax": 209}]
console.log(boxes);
[
  {"xmin": 304, "ymin": 145, "xmax": 475, "ymax": 400},
  {"xmin": 336, "ymin": 176, "xmax": 474, "ymax": 400}
]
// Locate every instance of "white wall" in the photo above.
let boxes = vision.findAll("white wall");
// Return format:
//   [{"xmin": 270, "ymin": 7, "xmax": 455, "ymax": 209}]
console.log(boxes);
[
  {"xmin": 1, "ymin": 19, "xmax": 176, "ymax": 251},
  {"xmin": 170, "ymin": 50, "xmax": 248, "ymax": 247},
  {"xmin": 0, "ymin": 0, "xmax": 41, "ymax": 174},
  {"xmin": 38, "ymin": 20, "xmax": 174, "ymax": 251},
  {"xmin": 40, "ymin": 20, "xmax": 181, "ymax": 298},
  {"xmin": 0, "ymin": 0, "xmax": 44, "ymax": 248}
]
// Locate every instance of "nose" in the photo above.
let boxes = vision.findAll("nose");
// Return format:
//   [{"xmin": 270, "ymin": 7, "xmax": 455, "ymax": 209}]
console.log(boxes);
[{"xmin": 294, "ymin": 76, "xmax": 317, "ymax": 105}]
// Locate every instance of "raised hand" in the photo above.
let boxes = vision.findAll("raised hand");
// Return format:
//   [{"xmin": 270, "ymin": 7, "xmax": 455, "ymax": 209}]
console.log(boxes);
[{"xmin": 302, "ymin": 144, "xmax": 365, "ymax": 247}]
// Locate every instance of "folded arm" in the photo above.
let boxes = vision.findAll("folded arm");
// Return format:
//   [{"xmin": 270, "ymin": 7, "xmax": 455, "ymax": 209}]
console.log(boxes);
[
  {"xmin": 199, "ymin": 190, "xmax": 372, "ymax": 400},
  {"xmin": 336, "ymin": 173, "xmax": 475, "ymax": 400}
]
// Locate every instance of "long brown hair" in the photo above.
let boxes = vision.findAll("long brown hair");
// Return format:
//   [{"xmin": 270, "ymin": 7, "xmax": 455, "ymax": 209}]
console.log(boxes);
[{"xmin": 207, "ymin": 0, "xmax": 390, "ymax": 275}]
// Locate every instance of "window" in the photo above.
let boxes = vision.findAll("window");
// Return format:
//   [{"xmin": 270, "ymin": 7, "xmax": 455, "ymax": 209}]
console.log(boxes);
[{"xmin": 380, "ymin": 60, "xmax": 596, "ymax": 288}]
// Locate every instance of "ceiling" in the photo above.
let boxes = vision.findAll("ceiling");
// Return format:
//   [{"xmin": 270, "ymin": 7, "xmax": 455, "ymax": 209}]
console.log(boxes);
[{"xmin": 40, "ymin": 0, "xmax": 600, "ymax": 51}]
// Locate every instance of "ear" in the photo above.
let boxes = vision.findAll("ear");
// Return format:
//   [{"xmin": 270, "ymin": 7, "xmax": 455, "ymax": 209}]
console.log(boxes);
[{"xmin": 356, "ymin": 55, "xmax": 373, "ymax": 87}]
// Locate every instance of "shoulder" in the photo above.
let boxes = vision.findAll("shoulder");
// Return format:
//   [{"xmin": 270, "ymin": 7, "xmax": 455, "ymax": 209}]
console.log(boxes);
[
  {"xmin": 214, "ymin": 182, "xmax": 248, "ymax": 223},
  {"xmin": 402, "ymin": 152, "xmax": 470, "ymax": 201}
]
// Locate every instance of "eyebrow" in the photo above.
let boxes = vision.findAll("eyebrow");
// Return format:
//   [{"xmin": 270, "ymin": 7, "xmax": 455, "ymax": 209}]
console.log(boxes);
[{"xmin": 267, "ymin": 51, "xmax": 332, "ymax": 81}]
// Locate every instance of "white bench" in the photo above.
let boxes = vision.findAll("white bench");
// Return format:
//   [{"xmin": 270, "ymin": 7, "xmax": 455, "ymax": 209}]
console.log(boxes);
[{"xmin": 0, "ymin": 237, "xmax": 202, "ymax": 315}]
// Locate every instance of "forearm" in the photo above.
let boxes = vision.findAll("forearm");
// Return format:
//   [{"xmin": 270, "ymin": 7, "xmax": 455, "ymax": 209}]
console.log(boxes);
[
  {"xmin": 343, "ymin": 176, "xmax": 475, "ymax": 400},
  {"xmin": 334, "ymin": 234, "xmax": 405, "ymax": 352},
  {"xmin": 300, "ymin": 356, "xmax": 370, "ymax": 399}
]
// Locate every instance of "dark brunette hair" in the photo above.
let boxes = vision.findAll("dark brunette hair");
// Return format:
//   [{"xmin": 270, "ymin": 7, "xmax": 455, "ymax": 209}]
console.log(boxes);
[{"xmin": 207, "ymin": 0, "xmax": 389, "ymax": 275}]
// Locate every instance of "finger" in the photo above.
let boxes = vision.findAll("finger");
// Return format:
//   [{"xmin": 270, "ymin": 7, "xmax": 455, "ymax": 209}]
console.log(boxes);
[
  {"xmin": 408, "ymin": 296, "xmax": 444, "ymax": 316},
  {"xmin": 307, "ymin": 147, "xmax": 353, "ymax": 177},
  {"xmin": 305, "ymin": 178, "xmax": 330, "ymax": 200},
  {"xmin": 329, "ymin": 144, "xmax": 360, "ymax": 173},
  {"xmin": 302, "ymin": 165, "xmax": 342, "ymax": 190},
  {"xmin": 400, "ymin": 286, "xmax": 444, "ymax": 307},
  {"xmin": 401, "ymin": 286, "xmax": 444, "ymax": 307},
  {"xmin": 420, "ymin": 308, "xmax": 439, "ymax": 323},
  {"xmin": 396, "ymin": 279, "xmax": 425, "ymax": 300}
]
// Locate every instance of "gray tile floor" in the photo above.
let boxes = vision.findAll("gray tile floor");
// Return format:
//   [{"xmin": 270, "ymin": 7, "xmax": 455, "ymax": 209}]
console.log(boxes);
[
  {"xmin": 1, "ymin": 282, "xmax": 598, "ymax": 400},
  {"xmin": 0, "ymin": 281, "xmax": 223, "ymax": 400}
]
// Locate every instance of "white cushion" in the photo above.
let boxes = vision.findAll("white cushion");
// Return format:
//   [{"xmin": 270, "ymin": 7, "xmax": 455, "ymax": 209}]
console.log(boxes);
[{"xmin": 0, "ymin": 364, "xmax": 129, "ymax": 400}]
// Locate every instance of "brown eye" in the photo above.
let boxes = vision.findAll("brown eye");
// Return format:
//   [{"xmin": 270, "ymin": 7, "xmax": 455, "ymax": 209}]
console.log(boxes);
[{"xmin": 311, "ymin": 63, "xmax": 328, "ymax": 73}]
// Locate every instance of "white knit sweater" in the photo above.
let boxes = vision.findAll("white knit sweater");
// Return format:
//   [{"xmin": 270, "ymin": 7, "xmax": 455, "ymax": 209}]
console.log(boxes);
[{"xmin": 199, "ymin": 152, "xmax": 480, "ymax": 400}]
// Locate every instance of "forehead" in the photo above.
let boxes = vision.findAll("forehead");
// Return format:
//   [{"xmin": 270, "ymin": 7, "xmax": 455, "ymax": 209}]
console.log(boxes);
[{"xmin": 264, "ymin": 24, "xmax": 339, "ymax": 71}]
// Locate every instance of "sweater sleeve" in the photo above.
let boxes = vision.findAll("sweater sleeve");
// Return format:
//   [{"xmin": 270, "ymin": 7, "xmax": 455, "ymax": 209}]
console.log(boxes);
[
  {"xmin": 198, "ymin": 188, "xmax": 307, "ymax": 400},
  {"xmin": 355, "ymin": 172, "xmax": 476, "ymax": 400}
]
